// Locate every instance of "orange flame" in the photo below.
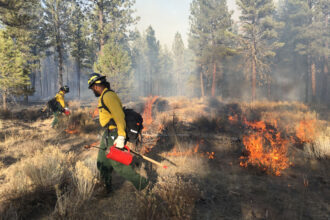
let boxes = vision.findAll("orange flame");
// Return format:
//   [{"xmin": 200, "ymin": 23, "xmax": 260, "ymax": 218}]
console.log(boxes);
[
  {"xmin": 228, "ymin": 114, "xmax": 238, "ymax": 123},
  {"xmin": 65, "ymin": 124, "xmax": 80, "ymax": 134},
  {"xmin": 84, "ymin": 141, "xmax": 100, "ymax": 149},
  {"xmin": 65, "ymin": 128, "xmax": 79, "ymax": 134},
  {"xmin": 142, "ymin": 96, "xmax": 159, "ymax": 127},
  {"xmin": 240, "ymin": 119, "xmax": 290, "ymax": 176},
  {"xmin": 295, "ymin": 120, "xmax": 316, "ymax": 143},
  {"xmin": 166, "ymin": 141, "xmax": 215, "ymax": 159}
]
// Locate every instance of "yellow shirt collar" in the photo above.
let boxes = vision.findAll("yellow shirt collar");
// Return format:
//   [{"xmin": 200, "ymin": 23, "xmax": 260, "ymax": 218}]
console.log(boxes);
[{"xmin": 100, "ymin": 88, "xmax": 109, "ymax": 97}]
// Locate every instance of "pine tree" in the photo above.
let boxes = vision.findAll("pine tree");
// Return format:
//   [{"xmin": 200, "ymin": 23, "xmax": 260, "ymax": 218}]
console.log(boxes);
[
  {"xmin": 294, "ymin": 0, "xmax": 329, "ymax": 102},
  {"xmin": 0, "ymin": 30, "xmax": 30, "ymax": 109},
  {"xmin": 278, "ymin": 0, "xmax": 329, "ymax": 103},
  {"xmin": 42, "ymin": 0, "xmax": 71, "ymax": 88},
  {"xmin": 0, "ymin": 0, "xmax": 39, "ymax": 27},
  {"xmin": 237, "ymin": 0, "xmax": 284, "ymax": 101},
  {"xmin": 189, "ymin": 0, "xmax": 235, "ymax": 97},
  {"xmin": 145, "ymin": 26, "xmax": 161, "ymax": 95},
  {"xmin": 0, "ymin": 0, "xmax": 44, "ymax": 102},
  {"xmin": 131, "ymin": 30, "xmax": 148, "ymax": 97},
  {"xmin": 172, "ymin": 32, "xmax": 185, "ymax": 96},
  {"xmin": 159, "ymin": 46, "xmax": 174, "ymax": 96},
  {"xmin": 68, "ymin": 0, "xmax": 90, "ymax": 98},
  {"xmin": 94, "ymin": 38, "xmax": 132, "ymax": 98},
  {"xmin": 86, "ymin": 0, "xmax": 137, "ymax": 55}
]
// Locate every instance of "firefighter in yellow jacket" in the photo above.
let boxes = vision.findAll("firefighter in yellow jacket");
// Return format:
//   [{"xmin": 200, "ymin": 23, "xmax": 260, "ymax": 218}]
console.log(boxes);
[
  {"xmin": 51, "ymin": 85, "xmax": 70, "ymax": 128},
  {"xmin": 88, "ymin": 73, "xmax": 148, "ymax": 193}
]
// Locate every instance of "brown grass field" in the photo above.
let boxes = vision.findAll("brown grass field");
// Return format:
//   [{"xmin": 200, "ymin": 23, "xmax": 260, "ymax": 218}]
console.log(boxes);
[{"xmin": 0, "ymin": 97, "xmax": 329, "ymax": 219}]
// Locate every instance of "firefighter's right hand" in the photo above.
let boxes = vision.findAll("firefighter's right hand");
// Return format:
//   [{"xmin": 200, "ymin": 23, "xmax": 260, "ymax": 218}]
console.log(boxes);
[
  {"xmin": 114, "ymin": 136, "xmax": 125, "ymax": 149},
  {"xmin": 64, "ymin": 108, "xmax": 70, "ymax": 116}
]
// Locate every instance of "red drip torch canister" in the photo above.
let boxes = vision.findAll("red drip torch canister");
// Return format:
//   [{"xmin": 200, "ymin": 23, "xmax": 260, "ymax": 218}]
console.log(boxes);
[{"xmin": 106, "ymin": 145, "xmax": 133, "ymax": 165}]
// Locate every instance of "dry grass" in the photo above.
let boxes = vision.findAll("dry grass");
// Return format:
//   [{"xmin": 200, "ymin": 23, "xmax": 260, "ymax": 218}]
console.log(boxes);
[
  {"xmin": 23, "ymin": 146, "xmax": 74, "ymax": 187},
  {"xmin": 304, "ymin": 127, "xmax": 330, "ymax": 159},
  {"xmin": 1, "ymin": 146, "xmax": 73, "ymax": 196},
  {"xmin": 0, "ymin": 98, "xmax": 329, "ymax": 219},
  {"xmin": 0, "ymin": 144, "xmax": 99, "ymax": 219},
  {"xmin": 242, "ymin": 101, "xmax": 309, "ymax": 112},
  {"xmin": 55, "ymin": 107, "xmax": 101, "ymax": 134},
  {"xmin": 137, "ymin": 176, "xmax": 201, "ymax": 220},
  {"xmin": 52, "ymin": 158, "xmax": 99, "ymax": 219},
  {"xmin": 72, "ymin": 159, "xmax": 98, "ymax": 201}
]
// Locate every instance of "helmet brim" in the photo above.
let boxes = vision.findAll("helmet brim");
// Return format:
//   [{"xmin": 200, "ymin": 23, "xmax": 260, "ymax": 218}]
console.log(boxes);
[{"xmin": 88, "ymin": 76, "xmax": 106, "ymax": 89}]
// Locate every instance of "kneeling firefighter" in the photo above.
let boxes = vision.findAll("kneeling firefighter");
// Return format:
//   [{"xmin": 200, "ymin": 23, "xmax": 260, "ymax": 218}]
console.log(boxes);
[
  {"xmin": 88, "ymin": 73, "xmax": 148, "ymax": 193},
  {"xmin": 50, "ymin": 85, "xmax": 70, "ymax": 128}
]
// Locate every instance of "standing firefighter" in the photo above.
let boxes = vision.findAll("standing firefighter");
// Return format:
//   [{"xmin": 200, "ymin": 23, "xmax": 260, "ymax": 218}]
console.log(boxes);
[
  {"xmin": 88, "ymin": 73, "xmax": 148, "ymax": 193},
  {"xmin": 48, "ymin": 85, "xmax": 70, "ymax": 128}
]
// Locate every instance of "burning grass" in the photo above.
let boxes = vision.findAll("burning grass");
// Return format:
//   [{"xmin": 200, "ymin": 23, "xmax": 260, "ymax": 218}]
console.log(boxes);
[
  {"xmin": 0, "ymin": 98, "xmax": 329, "ymax": 219},
  {"xmin": 55, "ymin": 107, "xmax": 102, "ymax": 135}
]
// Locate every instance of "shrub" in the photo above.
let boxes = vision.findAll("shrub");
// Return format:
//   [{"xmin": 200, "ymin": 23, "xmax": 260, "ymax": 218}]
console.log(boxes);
[
  {"xmin": 137, "ymin": 176, "xmax": 200, "ymax": 219},
  {"xmin": 72, "ymin": 160, "xmax": 98, "ymax": 201},
  {"xmin": 23, "ymin": 146, "xmax": 74, "ymax": 187}
]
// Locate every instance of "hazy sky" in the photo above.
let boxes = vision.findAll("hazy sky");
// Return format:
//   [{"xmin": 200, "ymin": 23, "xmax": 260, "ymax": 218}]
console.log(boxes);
[{"xmin": 134, "ymin": 0, "xmax": 239, "ymax": 48}]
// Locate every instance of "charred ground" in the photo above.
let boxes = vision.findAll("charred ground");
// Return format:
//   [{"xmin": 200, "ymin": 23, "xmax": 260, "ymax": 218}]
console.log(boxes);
[{"xmin": 0, "ymin": 97, "xmax": 329, "ymax": 219}]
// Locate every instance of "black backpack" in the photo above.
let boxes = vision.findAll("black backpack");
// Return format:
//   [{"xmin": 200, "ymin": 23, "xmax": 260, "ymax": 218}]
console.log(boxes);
[
  {"xmin": 101, "ymin": 90, "xmax": 144, "ymax": 144},
  {"xmin": 47, "ymin": 98, "xmax": 62, "ymax": 112}
]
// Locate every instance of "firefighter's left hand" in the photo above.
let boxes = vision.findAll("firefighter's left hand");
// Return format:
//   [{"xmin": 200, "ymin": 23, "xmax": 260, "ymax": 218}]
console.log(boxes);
[{"xmin": 114, "ymin": 136, "xmax": 125, "ymax": 149}]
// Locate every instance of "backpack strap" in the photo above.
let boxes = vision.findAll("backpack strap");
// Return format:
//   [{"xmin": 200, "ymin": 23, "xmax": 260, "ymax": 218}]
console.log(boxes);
[{"xmin": 100, "ymin": 89, "xmax": 116, "ymax": 127}]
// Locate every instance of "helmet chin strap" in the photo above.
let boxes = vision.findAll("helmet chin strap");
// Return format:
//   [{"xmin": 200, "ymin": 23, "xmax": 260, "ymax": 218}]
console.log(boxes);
[{"xmin": 93, "ymin": 90, "xmax": 101, "ymax": 97}]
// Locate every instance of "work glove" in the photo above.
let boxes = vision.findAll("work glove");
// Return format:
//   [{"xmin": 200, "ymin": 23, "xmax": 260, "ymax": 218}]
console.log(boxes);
[
  {"xmin": 64, "ymin": 108, "xmax": 70, "ymax": 116},
  {"xmin": 114, "ymin": 136, "xmax": 125, "ymax": 149}
]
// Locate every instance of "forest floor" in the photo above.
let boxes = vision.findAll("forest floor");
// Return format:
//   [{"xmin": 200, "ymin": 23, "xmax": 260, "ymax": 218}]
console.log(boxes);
[{"xmin": 0, "ymin": 97, "xmax": 329, "ymax": 219}]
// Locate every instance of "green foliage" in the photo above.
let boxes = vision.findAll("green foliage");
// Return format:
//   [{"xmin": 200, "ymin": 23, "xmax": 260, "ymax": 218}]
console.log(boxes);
[
  {"xmin": 42, "ymin": 0, "xmax": 72, "ymax": 87},
  {"xmin": 189, "ymin": 0, "xmax": 235, "ymax": 96},
  {"xmin": 145, "ymin": 26, "xmax": 161, "ymax": 95},
  {"xmin": 0, "ymin": 0, "xmax": 40, "ymax": 27},
  {"xmin": 237, "ymin": 0, "xmax": 284, "ymax": 96},
  {"xmin": 94, "ymin": 38, "xmax": 132, "ymax": 96},
  {"xmin": 0, "ymin": 0, "xmax": 43, "ymax": 99},
  {"xmin": 276, "ymin": 0, "xmax": 329, "ymax": 102},
  {"xmin": 69, "ymin": 1, "xmax": 89, "ymax": 66},
  {"xmin": 172, "ymin": 32, "xmax": 185, "ymax": 95},
  {"xmin": 87, "ymin": 0, "xmax": 138, "ymax": 53},
  {"xmin": 0, "ymin": 30, "xmax": 30, "ymax": 107},
  {"xmin": 159, "ymin": 46, "xmax": 174, "ymax": 95}
]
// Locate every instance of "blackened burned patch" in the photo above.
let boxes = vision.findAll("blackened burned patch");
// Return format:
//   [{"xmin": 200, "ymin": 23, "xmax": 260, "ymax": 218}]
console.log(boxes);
[{"xmin": 0, "ymin": 156, "xmax": 17, "ymax": 166}]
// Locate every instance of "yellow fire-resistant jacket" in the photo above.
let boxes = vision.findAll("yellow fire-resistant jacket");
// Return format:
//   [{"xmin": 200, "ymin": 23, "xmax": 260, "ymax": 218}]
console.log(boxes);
[
  {"xmin": 55, "ymin": 91, "xmax": 66, "ymax": 108},
  {"xmin": 98, "ymin": 88, "xmax": 126, "ymax": 137}
]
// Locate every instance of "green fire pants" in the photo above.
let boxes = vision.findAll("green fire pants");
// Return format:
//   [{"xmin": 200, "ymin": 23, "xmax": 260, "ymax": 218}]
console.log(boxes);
[
  {"xmin": 97, "ymin": 129, "xmax": 148, "ymax": 192},
  {"xmin": 51, "ymin": 111, "xmax": 60, "ymax": 128}
]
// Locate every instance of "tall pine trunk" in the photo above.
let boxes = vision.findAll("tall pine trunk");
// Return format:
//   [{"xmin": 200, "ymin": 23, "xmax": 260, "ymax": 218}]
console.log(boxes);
[
  {"xmin": 2, "ymin": 93, "xmax": 7, "ymax": 110},
  {"xmin": 211, "ymin": 63, "xmax": 216, "ymax": 97},
  {"xmin": 57, "ymin": 45, "xmax": 64, "ymax": 88},
  {"xmin": 251, "ymin": 55, "xmax": 257, "ymax": 102},
  {"xmin": 200, "ymin": 71, "xmax": 205, "ymax": 97},
  {"xmin": 267, "ymin": 76, "xmax": 271, "ymax": 100},
  {"xmin": 311, "ymin": 61, "xmax": 316, "ymax": 102},
  {"xmin": 322, "ymin": 15, "xmax": 328, "ymax": 102},
  {"xmin": 98, "ymin": 2, "xmax": 104, "ymax": 56},
  {"xmin": 306, "ymin": 54, "xmax": 311, "ymax": 103},
  {"xmin": 39, "ymin": 68, "xmax": 43, "ymax": 97},
  {"xmin": 323, "ymin": 57, "xmax": 328, "ymax": 101},
  {"xmin": 76, "ymin": 59, "xmax": 81, "ymax": 98},
  {"xmin": 56, "ymin": 34, "xmax": 64, "ymax": 87}
]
